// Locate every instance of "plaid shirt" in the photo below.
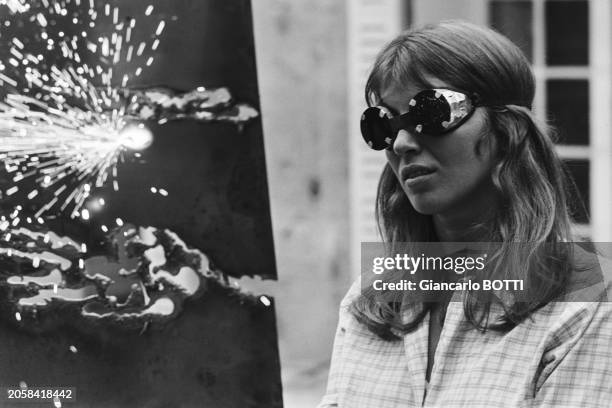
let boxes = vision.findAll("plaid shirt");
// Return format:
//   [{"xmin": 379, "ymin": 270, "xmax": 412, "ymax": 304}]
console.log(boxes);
[{"xmin": 318, "ymin": 278, "xmax": 612, "ymax": 407}]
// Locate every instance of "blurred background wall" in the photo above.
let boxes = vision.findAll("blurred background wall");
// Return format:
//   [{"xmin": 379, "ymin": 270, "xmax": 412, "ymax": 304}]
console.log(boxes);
[
  {"xmin": 252, "ymin": 2, "xmax": 351, "ymax": 407},
  {"xmin": 253, "ymin": 0, "xmax": 612, "ymax": 406}
]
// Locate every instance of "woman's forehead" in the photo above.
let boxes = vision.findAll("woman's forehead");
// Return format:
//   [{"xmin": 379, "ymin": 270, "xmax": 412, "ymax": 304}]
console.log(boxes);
[{"xmin": 379, "ymin": 76, "xmax": 449, "ymax": 105}]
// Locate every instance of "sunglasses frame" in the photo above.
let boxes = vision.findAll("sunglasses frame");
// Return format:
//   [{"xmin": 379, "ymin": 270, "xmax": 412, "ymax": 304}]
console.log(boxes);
[{"xmin": 360, "ymin": 88, "xmax": 480, "ymax": 151}]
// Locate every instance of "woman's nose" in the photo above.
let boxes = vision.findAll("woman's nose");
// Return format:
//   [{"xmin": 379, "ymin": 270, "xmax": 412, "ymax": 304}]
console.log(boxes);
[{"xmin": 392, "ymin": 129, "xmax": 421, "ymax": 155}]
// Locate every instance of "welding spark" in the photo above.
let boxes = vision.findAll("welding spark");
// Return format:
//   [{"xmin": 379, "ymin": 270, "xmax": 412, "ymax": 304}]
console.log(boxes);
[
  {"xmin": 119, "ymin": 123, "xmax": 153, "ymax": 150},
  {"xmin": 0, "ymin": 97, "xmax": 156, "ymax": 218},
  {"xmin": 0, "ymin": 2, "xmax": 165, "ymax": 220},
  {"xmin": 0, "ymin": 0, "xmax": 29, "ymax": 14}
]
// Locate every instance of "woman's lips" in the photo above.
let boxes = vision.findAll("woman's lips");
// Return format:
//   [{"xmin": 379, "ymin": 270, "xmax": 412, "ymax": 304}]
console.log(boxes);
[
  {"xmin": 400, "ymin": 165, "xmax": 436, "ymax": 187},
  {"xmin": 401, "ymin": 164, "xmax": 436, "ymax": 180}
]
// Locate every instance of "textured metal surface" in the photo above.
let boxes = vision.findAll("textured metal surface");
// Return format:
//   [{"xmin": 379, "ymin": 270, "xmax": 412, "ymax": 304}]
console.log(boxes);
[{"xmin": 0, "ymin": 1, "xmax": 281, "ymax": 406}]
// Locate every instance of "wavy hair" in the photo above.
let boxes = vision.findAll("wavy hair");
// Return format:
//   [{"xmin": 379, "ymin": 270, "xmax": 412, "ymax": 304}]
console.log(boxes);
[{"xmin": 350, "ymin": 21, "xmax": 584, "ymax": 340}]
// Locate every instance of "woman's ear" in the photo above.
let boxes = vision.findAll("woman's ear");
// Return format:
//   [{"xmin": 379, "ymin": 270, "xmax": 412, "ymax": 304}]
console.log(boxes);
[{"xmin": 474, "ymin": 109, "xmax": 497, "ymax": 158}]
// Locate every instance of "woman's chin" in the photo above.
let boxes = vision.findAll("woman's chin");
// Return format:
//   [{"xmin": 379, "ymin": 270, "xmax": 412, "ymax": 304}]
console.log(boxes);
[{"xmin": 408, "ymin": 197, "xmax": 443, "ymax": 215}]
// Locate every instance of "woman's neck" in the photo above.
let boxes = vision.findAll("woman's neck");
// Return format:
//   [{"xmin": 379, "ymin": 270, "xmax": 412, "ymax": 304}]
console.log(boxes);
[{"xmin": 432, "ymin": 206, "xmax": 494, "ymax": 242}]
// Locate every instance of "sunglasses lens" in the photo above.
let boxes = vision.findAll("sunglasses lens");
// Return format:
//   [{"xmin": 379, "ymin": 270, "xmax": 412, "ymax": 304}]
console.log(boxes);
[
  {"xmin": 409, "ymin": 90, "xmax": 473, "ymax": 135},
  {"xmin": 360, "ymin": 107, "xmax": 395, "ymax": 150}
]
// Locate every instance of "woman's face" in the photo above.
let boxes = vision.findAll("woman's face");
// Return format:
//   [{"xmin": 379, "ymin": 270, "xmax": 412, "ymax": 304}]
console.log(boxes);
[{"xmin": 381, "ymin": 78, "xmax": 497, "ymax": 217}]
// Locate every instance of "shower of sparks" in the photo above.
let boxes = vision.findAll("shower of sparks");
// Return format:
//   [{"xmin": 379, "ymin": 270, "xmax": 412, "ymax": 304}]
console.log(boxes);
[
  {"xmin": 0, "ymin": 1, "xmax": 164, "ymax": 220},
  {"xmin": 0, "ymin": 0, "xmax": 29, "ymax": 14}
]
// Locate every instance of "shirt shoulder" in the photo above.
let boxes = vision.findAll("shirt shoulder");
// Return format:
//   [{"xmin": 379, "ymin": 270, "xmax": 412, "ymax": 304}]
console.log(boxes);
[
  {"xmin": 564, "ymin": 243, "xmax": 612, "ymax": 302},
  {"xmin": 336, "ymin": 277, "xmax": 364, "ymax": 332}
]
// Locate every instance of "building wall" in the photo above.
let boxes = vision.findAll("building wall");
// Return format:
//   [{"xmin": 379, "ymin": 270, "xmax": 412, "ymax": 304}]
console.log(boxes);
[
  {"xmin": 251, "ymin": 1, "xmax": 351, "ymax": 406},
  {"xmin": 412, "ymin": 0, "xmax": 487, "ymax": 25}
]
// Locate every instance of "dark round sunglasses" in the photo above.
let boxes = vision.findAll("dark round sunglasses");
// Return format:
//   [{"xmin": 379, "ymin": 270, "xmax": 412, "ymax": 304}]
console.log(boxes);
[{"xmin": 360, "ymin": 89, "xmax": 479, "ymax": 150}]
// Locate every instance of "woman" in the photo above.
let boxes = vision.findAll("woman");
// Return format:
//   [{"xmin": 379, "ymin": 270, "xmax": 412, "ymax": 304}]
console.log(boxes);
[{"xmin": 318, "ymin": 21, "xmax": 612, "ymax": 407}]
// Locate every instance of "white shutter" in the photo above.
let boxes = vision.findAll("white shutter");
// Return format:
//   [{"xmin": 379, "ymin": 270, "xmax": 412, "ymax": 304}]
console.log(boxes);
[
  {"xmin": 590, "ymin": 0, "xmax": 612, "ymax": 241},
  {"xmin": 347, "ymin": 0, "xmax": 403, "ymax": 276}
]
